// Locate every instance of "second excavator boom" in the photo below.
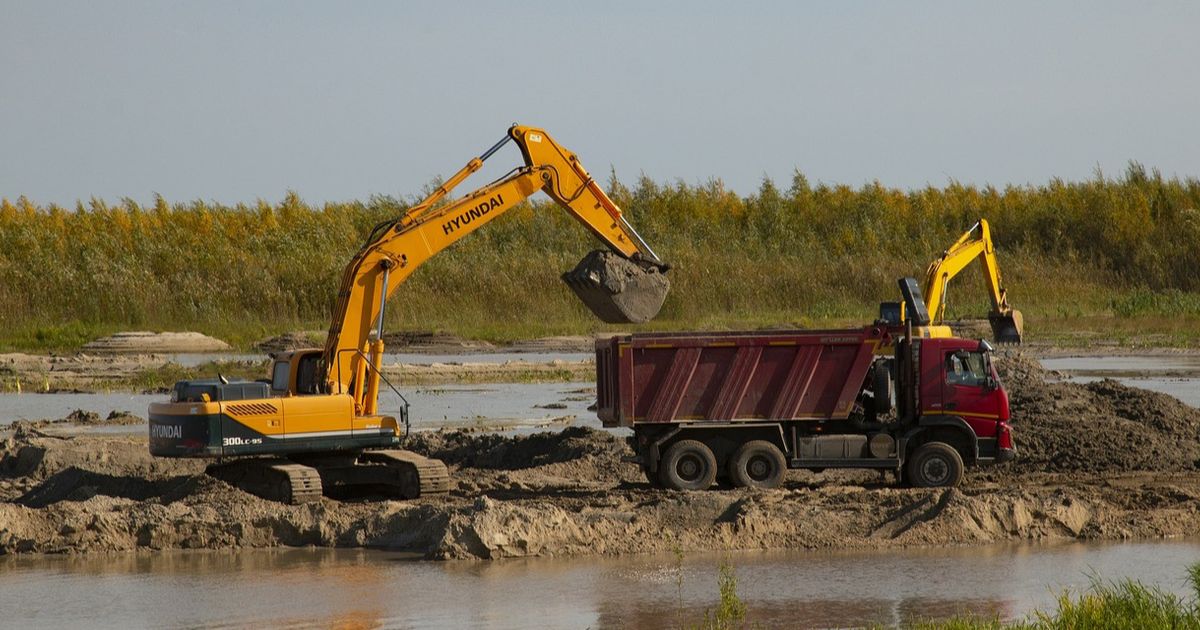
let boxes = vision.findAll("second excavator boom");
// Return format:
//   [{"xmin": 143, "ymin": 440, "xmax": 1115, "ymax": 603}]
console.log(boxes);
[{"xmin": 922, "ymin": 219, "xmax": 1024, "ymax": 344}]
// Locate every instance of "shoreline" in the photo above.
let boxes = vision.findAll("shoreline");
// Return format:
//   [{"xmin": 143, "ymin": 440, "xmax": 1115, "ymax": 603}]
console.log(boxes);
[
  {"xmin": 3, "ymin": 351, "xmax": 1200, "ymax": 560},
  {"xmin": 3, "ymin": 427, "xmax": 1199, "ymax": 559},
  {"xmin": 4, "ymin": 336, "xmax": 1200, "ymax": 394}
]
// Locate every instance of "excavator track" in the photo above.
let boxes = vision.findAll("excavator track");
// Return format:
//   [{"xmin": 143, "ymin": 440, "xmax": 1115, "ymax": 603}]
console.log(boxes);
[
  {"xmin": 206, "ymin": 459, "xmax": 323, "ymax": 505},
  {"xmin": 292, "ymin": 449, "xmax": 451, "ymax": 500},
  {"xmin": 358, "ymin": 449, "xmax": 451, "ymax": 498}
]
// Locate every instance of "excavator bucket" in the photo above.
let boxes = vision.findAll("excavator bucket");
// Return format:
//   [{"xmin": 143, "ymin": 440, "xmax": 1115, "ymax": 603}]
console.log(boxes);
[
  {"xmin": 562, "ymin": 250, "xmax": 670, "ymax": 324},
  {"xmin": 988, "ymin": 309, "xmax": 1024, "ymax": 344}
]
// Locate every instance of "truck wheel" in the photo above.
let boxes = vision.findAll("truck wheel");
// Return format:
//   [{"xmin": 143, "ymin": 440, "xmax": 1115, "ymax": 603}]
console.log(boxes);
[
  {"xmin": 659, "ymin": 440, "xmax": 717, "ymax": 491},
  {"xmin": 906, "ymin": 442, "xmax": 964, "ymax": 488},
  {"xmin": 728, "ymin": 440, "xmax": 787, "ymax": 489}
]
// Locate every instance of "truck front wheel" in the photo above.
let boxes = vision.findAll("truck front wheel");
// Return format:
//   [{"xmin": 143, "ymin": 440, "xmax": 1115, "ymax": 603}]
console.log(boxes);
[
  {"xmin": 906, "ymin": 442, "xmax": 964, "ymax": 488},
  {"xmin": 659, "ymin": 440, "xmax": 718, "ymax": 491},
  {"xmin": 728, "ymin": 440, "xmax": 787, "ymax": 489}
]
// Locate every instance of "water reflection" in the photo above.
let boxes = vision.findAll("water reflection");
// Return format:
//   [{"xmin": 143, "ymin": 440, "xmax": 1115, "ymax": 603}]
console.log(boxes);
[{"xmin": 5, "ymin": 542, "xmax": 1192, "ymax": 629}]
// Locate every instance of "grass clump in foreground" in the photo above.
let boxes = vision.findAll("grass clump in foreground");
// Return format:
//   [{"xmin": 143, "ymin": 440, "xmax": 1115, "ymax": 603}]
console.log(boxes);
[
  {"xmin": 908, "ymin": 562, "xmax": 1200, "ymax": 629},
  {"xmin": 680, "ymin": 560, "xmax": 1200, "ymax": 629}
]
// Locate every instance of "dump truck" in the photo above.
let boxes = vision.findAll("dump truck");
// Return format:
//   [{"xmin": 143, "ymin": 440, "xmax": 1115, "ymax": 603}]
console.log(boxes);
[{"xmin": 596, "ymin": 279, "xmax": 1015, "ymax": 490}]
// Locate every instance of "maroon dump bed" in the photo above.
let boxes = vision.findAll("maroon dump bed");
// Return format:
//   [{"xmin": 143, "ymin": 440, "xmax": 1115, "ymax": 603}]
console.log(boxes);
[{"xmin": 596, "ymin": 326, "xmax": 891, "ymax": 428}]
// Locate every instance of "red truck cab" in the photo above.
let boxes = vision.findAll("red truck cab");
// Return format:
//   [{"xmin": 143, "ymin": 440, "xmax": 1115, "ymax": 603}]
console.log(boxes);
[{"xmin": 920, "ymin": 337, "xmax": 1015, "ymax": 461}]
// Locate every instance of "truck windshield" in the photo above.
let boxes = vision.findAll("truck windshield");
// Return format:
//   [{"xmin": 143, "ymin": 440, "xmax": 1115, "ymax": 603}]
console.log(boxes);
[{"xmin": 946, "ymin": 351, "xmax": 988, "ymax": 387}]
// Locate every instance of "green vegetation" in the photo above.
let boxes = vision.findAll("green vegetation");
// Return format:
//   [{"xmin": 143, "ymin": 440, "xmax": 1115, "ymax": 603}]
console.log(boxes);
[
  {"xmin": 680, "ymin": 559, "xmax": 1200, "ymax": 629},
  {"xmin": 696, "ymin": 561, "xmax": 749, "ymax": 630},
  {"xmin": 909, "ymin": 561, "xmax": 1200, "ymax": 629},
  {"xmin": 4, "ymin": 162, "xmax": 1200, "ymax": 352}
]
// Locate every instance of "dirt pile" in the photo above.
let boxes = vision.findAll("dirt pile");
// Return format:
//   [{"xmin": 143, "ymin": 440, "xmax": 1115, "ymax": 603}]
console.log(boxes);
[
  {"xmin": 81, "ymin": 331, "xmax": 231, "ymax": 353},
  {"xmin": 5, "ymin": 358, "xmax": 1200, "ymax": 560},
  {"xmin": 4, "ymin": 421, "xmax": 1200, "ymax": 559},
  {"xmin": 562, "ymin": 250, "xmax": 669, "ymax": 324},
  {"xmin": 407, "ymin": 426, "xmax": 627, "ymax": 469},
  {"xmin": 996, "ymin": 352, "xmax": 1200, "ymax": 473},
  {"xmin": 254, "ymin": 332, "xmax": 323, "ymax": 353},
  {"xmin": 381, "ymin": 331, "xmax": 496, "ymax": 353},
  {"xmin": 6, "ymin": 410, "xmax": 146, "ymax": 438}
]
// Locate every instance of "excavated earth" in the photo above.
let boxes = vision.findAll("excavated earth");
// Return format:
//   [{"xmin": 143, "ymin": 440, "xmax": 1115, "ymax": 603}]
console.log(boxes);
[
  {"xmin": 562, "ymin": 250, "xmax": 670, "ymax": 324},
  {"xmin": 2, "ymin": 353, "xmax": 1200, "ymax": 559}
]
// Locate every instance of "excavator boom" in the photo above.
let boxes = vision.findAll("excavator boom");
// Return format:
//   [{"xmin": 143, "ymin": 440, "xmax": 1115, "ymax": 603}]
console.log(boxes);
[
  {"xmin": 148, "ymin": 124, "xmax": 669, "ymax": 504},
  {"xmin": 323, "ymin": 125, "xmax": 670, "ymax": 409}
]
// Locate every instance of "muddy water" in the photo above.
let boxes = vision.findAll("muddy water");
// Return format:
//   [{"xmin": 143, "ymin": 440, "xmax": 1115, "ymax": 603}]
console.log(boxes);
[
  {"xmin": 1, "ymin": 541, "xmax": 1198, "ymax": 629},
  {"xmin": 0, "ymin": 382, "xmax": 599, "ymax": 431},
  {"xmin": 1040, "ymin": 356, "xmax": 1200, "ymax": 407}
]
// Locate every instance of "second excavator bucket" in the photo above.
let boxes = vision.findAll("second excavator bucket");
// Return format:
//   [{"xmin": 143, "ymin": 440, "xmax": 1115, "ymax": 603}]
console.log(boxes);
[
  {"xmin": 562, "ymin": 250, "xmax": 670, "ymax": 324},
  {"xmin": 988, "ymin": 310, "xmax": 1024, "ymax": 344}
]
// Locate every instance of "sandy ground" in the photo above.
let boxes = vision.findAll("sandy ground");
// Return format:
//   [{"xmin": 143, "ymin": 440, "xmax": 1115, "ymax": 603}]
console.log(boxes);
[
  {"xmin": 82, "ymin": 331, "xmax": 232, "ymax": 353},
  {"xmin": 1, "ymin": 354, "xmax": 1199, "ymax": 559}
]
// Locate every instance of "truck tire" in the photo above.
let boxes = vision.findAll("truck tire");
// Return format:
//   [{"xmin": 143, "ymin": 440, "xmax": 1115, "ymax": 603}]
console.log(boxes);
[
  {"xmin": 659, "ymin": 440, "xmax": 717, "ymax": 491},
  {"xmin": 906, "ymin": 442, "xmax": 964, "ymax": 488},
  {"xmin": 728, "ymin": 440, "xmax": 787, "ymax": 489}
]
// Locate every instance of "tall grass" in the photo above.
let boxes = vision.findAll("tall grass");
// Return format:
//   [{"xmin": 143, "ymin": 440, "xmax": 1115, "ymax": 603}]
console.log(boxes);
[
  {"xmin": 3, "ymin": 162, "xmax": 1200, "ymax": 350},
  {"xmin": 909, "ymin": 561, "xmax": 1200, "ymax": 629}
]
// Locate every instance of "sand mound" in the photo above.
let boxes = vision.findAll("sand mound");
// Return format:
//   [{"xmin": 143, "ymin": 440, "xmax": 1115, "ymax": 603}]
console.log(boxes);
[
  {"xmin": 381, "ymin": 331, "xmax": 496, "ymax": 353},
  {"xmin": 253, "ymin": 332, "xmax": 323, "ymax": 353},
  {"xmin": 407, "ymin": 426, "xmax": 626, "ymax": 470},
  {"xmin": 997, "ymin": 352, "xmax": 1200, "ymax": 473},
  {"xmin": 82, "ymin": 331, "xmax": 231, "ymax": 353}
]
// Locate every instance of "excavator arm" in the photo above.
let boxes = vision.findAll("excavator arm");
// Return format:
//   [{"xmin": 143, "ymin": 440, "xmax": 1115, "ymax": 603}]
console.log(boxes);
[
  {"xmin": 922, "ymin": 219, "xmax": 1023, "ymax": 343},
  {"xmin": 321, "ymin": 125, "xmax": 668, "ymax": 413}
]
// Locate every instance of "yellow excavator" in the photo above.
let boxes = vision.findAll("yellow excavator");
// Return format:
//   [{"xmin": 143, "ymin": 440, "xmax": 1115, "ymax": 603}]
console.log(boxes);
[
  {"xmin": 148, "ymin": 124, "xmax": 669, "ymax": 503},
  {"xmin": 881, "ymin": 218, "xmax": 1023, "ymax": 345}
]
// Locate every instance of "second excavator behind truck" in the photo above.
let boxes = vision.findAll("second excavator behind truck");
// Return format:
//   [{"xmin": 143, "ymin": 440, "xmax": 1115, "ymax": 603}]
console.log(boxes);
[
  {"xmin": 881, "ymin": 218, "xmax": 1024, "ymax": 345},
  {"xmin": 147, "ymin": 124, "xmax": 670, "ymax": 503}
]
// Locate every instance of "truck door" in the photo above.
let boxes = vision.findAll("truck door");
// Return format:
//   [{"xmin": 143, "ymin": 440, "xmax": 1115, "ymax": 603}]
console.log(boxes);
[{"xmin": 941, "ymin": 349, "xmax": 1002, "ymax": 437}]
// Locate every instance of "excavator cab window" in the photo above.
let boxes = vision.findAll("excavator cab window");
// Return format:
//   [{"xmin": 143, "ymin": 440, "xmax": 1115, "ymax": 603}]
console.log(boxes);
[
  {"xmin": 270, "ymin": 361, "xmax": 290, "ymax": 394},
  {"xmin": 295, "ymin": 354, "xmax": 323, "ymax": 395}
]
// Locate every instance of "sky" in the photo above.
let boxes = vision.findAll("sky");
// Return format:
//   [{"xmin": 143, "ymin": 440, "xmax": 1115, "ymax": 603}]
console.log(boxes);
[{"xmin": 2, "ymin": 1, "xmax": 1199, "ymax": 206}]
